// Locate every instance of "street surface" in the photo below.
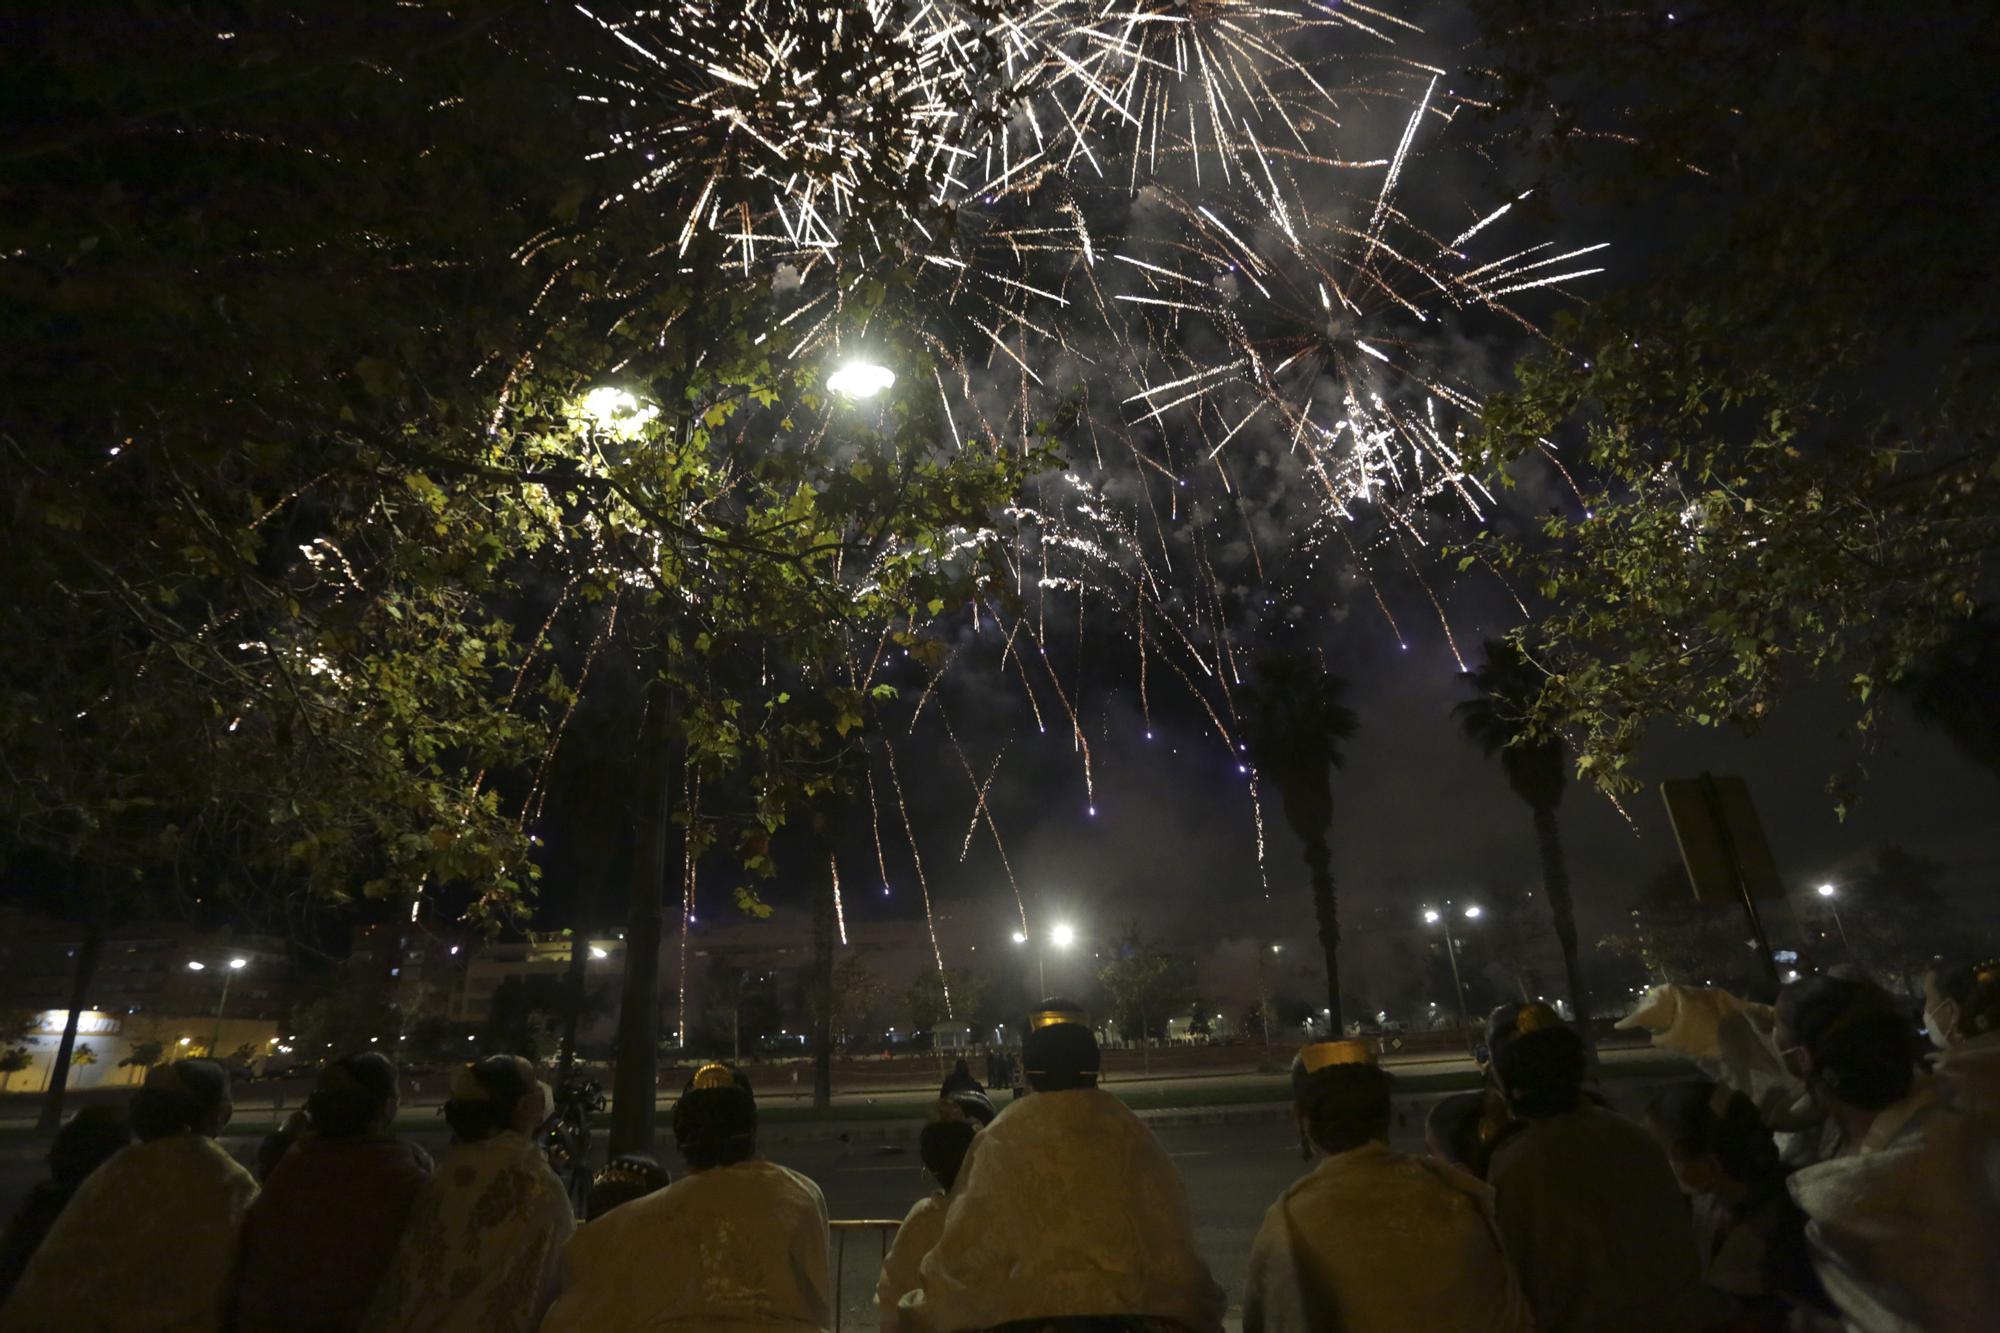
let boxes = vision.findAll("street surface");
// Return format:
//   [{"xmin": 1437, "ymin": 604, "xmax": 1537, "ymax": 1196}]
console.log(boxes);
[{"xmin": 0, "ymin": 1058, "xmax": 1687, "ymax": 1331}]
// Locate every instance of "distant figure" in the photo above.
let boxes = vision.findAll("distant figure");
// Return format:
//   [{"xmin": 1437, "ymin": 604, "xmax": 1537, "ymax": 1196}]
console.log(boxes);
[
  {"xmin": 1642, "ymin": 1080, "xmax": 1824, "ymax": 1329},
  {"xmin": 1485, "ymin": 1020, "xmax": 1712, "ymax": 1332},
  {"xmin": 1244, "ymin": 1041, "xmax": 1529, "ymax": 1333},
  {"xmin": 939, "ymin": 1056, "xmax": 980, "ymax": 1097},
  {"xmin": 234, "ymin": 1053, "xmax": 433, "ymax": 1332},
  {"xmin": 1925, "ymin": 957, "xmax": 2000, "ymax": 1114},
  {"xmin": 582, "ymin": 1154, "xmax": 672, "ymax": 1222},
  {"xmin": 541, "ymin": 1063, "xmax": 831, "ymax": 1331},
  {"xmin": 1776, "ymin": 974, "xmax": 2000, "ymax": 1330},
  {"xmin": 899, "ymin": 998, "xmax": 1224, "ymax": 1332},
  {"xmin": 877, "ymin": 1119, "xmax": 978, "ymax": 1332},
  {"xmin": 363, "ymin": 1055, "xmax": 572, "ymax": 1333},
  {"xmin": 0, "ymin": 1060, "xmax": 257, "ymax": 1333},
  {"xmin": 0, "ymin": 1105, "xmax": 131, "ymax": 1305}
]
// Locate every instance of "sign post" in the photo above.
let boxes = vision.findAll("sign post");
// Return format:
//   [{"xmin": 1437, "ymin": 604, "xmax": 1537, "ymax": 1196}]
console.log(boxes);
[{"xmin": 1659, "ymin": 773, "xmax": 1784, "ymax": 990}]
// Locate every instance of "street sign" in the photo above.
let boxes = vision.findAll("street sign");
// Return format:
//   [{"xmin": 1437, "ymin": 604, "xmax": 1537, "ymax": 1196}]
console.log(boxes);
[
  {"xmin": 1660, "ymin": 773, "xmax": 1784, "ymax": 988},
  {"xmin": 1660, "ymin": 775, "xmax": 1785, "ymax": 905}
]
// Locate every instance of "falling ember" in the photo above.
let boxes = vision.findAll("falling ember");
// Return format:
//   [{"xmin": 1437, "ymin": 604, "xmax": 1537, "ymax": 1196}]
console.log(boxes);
[{"xmin": 830, "ymin": 852, "xmax": 848, "ymax": 946}]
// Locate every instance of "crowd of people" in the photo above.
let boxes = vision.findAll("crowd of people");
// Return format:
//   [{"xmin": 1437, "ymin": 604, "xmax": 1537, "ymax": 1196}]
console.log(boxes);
[{"xmin": 1, "ymin": 961, "xmax": 1997, "ymax": 1332}]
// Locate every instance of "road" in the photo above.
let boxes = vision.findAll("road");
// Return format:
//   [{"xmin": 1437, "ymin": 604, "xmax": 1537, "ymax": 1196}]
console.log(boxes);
[{"xmin": 0, "ymin": 1069, "xmax": 1684, "ymax": 1331}]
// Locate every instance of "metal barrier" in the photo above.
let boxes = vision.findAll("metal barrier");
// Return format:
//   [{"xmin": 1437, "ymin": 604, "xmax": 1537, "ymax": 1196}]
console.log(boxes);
[{"xmin": 830, "ymin": 1218, "xmax": 904, "ymax": 1331}]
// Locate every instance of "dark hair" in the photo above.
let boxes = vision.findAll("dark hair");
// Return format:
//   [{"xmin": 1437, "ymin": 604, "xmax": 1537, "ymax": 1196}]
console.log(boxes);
[
  {"xmin": 943, "ymin": 1088, "xmax": 997, "ymax": 1126},
  {"xmin": 1424, "ymin": 1093, "xmax": 1487, "ymax": 1174},
  {"xmin": 443, "ymin": 1055, "xmax": 538, "ymax": 1142},
  {"xmin": 129, "ymin": 1060, "xmax": 231, "ymax": 1141},
  {"xmin": 1936, "ymin": 958, "xmax": 2000, "ymax": 1037},
  {"xmin": 1646, "ymin": 1080, "xmax": 1783, "ymax": 1186},
  {"xmin": 672, "ymin": 1066, "xmax": 757, "ymax": 1170},
  {"xmin": 1023, "ymin": 1022, "xmax": 1100, "ymax": 1092},
  {"xmin": 1493, "ymin": 1026, "xmax": 1587, "ymax": 1119},
  {"xmin": 50, "ymin": 1106, "xmax": 132, "ymax": 1184},
  {"xmin": 1297, "ymin": 1064, "xmax": 1394, "ymax": 1154},
  {"xmin": 307, "ymin": 1052, "xmax": 400, "ymax": 1140},
  {"xmin": 920, "ymin": 1119, "xmax": 977, "ymax": 1192},
  {"xmin": 1777, "ymin": 975, "xmax": 1917, "ymax": 1111},
  {"xmin": 585, "ymin": 1154, "xmax": 672, "ymax": 1220}
]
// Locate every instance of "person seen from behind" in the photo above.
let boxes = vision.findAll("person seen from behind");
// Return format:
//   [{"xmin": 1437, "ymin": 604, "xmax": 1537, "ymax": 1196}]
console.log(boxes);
[
  {"xmin": 233, "ymin": 1052, "xmax": 433, "ymax": 1332},
  {"xmin": 1642, "ymin": 1080, "xmax": 1826, "ymax": 1330},
  {"xmin": 0, "ymin": 1060, "xmax": 257, "ymax": 1333},
  {"xmin": 1243, "ymin": 1040, "xmax": 1529, "ymax": 1332},
  {"xmin": 877, "ymin": 1118, "xmax": 978, "ymax": 1333},
  {"xmin": 1776, "ymin": 973, "xmax": 2000, "ymax": 1330},
  {"xmin": 582, "ymin": 1154, "xmax": 672, "ymax": 1222},
  {"xmin": 363, "ymin": 1055, "xmax": 572, "ymax": 1333},
  {"xmin": 541, "ymin": 1063, "xmax": 831, "ymax": 1332},
  {"xmin": 1924, "ymin": 956, "xmax": 2000, "ymax": 1115},
  {"xmin": 0, "ymin": 1105, "xmax": 130, "ymax": 1306},
  {"xmin": 1485, "ymin": 1012, "xmax": 1713, "ymax": 1331},
  {"xmin": 898, "ymin": 998, "xmax": 1225, "ymax": 1332}
]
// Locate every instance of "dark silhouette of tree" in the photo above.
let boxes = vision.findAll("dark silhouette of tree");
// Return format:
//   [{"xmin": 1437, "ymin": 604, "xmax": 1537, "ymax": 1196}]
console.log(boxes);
[
  {"xmin": 1894, "ymin": 611, "xmax": 2000, "ymax": 786},
  {"xmin": 1456, "ymin": 639, "xmax": 1595, "ymax": 1047},
  {"xmin": 1240, "ymin": 651, "xmax": 1357, "ymax": 1028}
]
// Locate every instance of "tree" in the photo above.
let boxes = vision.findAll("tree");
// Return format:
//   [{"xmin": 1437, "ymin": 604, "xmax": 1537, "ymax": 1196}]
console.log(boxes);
[
  {"xmin": 1239, "ymin": 651, "xmax": 1358, "ymax": 1027},
  {"xmin": 67, "ymin": 1044, "xmax": 97, "ymax": 1086},
  {"xmin": 1456, "ymin": 640, "xmax": 1595, "ymax": 1048},
  {"xmin": 1894, "ymin": 611, "xmax": 2000, "ymax": 787},
  {"xmin": 1097, "ymin": 933, "xmax": 1199, "ymax": 1063},
  {"xmin": 1467, "ymin": 1, "xmax": 1999, "ymax": 807},
  {"xmin": 480, "ymin": 976, "xmax": 568, "ymax": 1065},
  {"xmin": 0, "ymin": 1048, "xmax": 30, "ymax": 1093},
  {"xmin": 901, "ymin": 967, "xmax": 983, "ymax": 1044},
  {"xmin": 1834, "ymin": 844, "xmax": 1953, "ymax": 995},
  {"xmin": 118, "ymin": 1040, "xmax": 166, "ymax": 1084},
  {"xmin": 1599, "ymin": 864, "xmax": 1758, "ymax": 993}
]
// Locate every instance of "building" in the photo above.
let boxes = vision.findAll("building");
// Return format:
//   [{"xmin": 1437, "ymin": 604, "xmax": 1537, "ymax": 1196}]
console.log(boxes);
[
  {"xmin": 0, "ymin": 911, "xmax": 294, "ymax": 1091},
  {"xmin": 453, "ymin": 933, "xmax": 628, "ymax": 1028}
]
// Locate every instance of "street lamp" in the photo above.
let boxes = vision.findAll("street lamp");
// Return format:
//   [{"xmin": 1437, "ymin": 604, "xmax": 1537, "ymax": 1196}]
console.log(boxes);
[
  {"xmin": 827, "ymin": 360, "xmax": 896, "ymax": 400},
  {"xmin": 1816, "ymin": 882, "xmax": 1852, "ymax": 955},
  {"xmin": 1422, "ymin": 903, "xmax": 1481, "ymax": 1054},
  {"xmin": 189, "ymin": 957, "xmax": 249, "ymax": 1058}
]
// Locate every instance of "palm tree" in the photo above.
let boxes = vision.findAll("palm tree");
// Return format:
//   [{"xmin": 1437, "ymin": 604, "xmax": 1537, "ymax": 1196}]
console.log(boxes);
[
  {"xmin": 1239, "ymin": 651, "xmax": 1358, "ymax": 1029},
  {"xmin": 1455, "ymin": 639, "xmax": 1594, "ymax": 1048}
]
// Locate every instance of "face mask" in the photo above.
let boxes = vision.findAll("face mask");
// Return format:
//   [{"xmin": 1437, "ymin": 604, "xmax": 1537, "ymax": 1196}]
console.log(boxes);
[{"xmin": 1924, "ymin": 999, "xmax": 1960, "ymax": 1050}]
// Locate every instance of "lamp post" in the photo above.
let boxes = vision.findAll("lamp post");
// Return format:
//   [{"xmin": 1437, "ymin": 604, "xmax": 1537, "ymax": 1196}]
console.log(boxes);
[
  {"xmin": 1422, "ymin": 903, "xmax": 1480, "ymax": 1055},
  {"xmin": 1013, "ymin": 922, "xmax": 1077, "ymax": 996},
  {"xmin": 187, "ymin": 957, "xmax": 249, "ymax": 1058},
  {"xmin": 1816, "ymin": 883, "xmax": 1852, "ymax": 956}
]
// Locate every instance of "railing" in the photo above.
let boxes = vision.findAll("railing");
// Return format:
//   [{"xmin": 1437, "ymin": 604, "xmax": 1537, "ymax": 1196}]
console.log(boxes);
[{"xmin": 830, "ymin": 1218, "xmax": 903, "ymax": 1331}]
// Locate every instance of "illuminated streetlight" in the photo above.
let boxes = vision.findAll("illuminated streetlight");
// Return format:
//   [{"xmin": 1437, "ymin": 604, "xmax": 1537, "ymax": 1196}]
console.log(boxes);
[
  {"xmin": 1011, "ymin": 930, "xmax": 1028, "ymax": 945},
  {"xmin": 826, "ymin": 360, "xmax": 896, "ymax": 400},
  {"xmin": 576, "ymin": 386, "xmax": 658, "ymax": 439},
  {"xmin": 188, "ymin": 955, "xmax": 252, "ymax": 1056},
  {"xmin": 1050, "ymin": 923, "xmax": 1077, "ymax": 949},
  {"xmin": 588, "ymin": 946, "xmax": 609, "ymax": 960},
  {"xmin": 1421, "ymin": 901, "xmax": 1481, "ymax": 1055}
]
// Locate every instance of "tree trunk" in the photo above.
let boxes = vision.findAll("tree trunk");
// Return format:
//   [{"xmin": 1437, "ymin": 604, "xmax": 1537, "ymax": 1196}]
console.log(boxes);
[
  {"xmin": 38, "ymin": 918, "xmax": 104, "ymax": 1131},
  {"xmin": 609, "ymin": 678, "xmax": 673, "ymax": 1155},
  {"xmin": 1532, "ymin": 802, "xmax": 1596, "ymax": 1055},
  {"xmin": 810, "ymin": 849, "xmax": 836, "ymax": 1111},
  {"xmin": 1303, "ymin": 832, "xmax": 1342, "ymax": 1030}
]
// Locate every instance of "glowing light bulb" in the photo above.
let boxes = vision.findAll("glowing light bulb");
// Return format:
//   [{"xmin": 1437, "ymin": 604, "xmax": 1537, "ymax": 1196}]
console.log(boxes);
[{"xmin": 827, "ymin": 361, "xmax": 895, "ymax": 399}]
